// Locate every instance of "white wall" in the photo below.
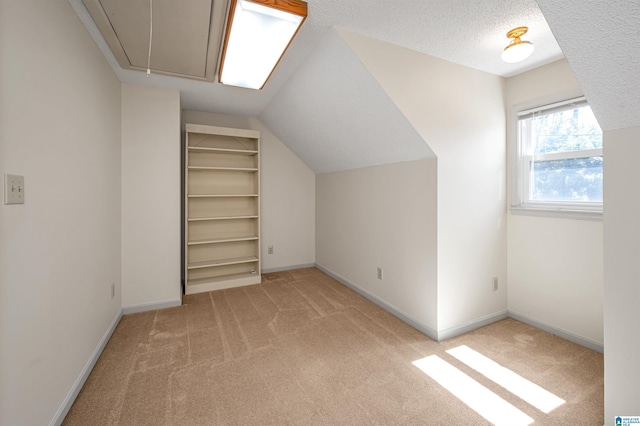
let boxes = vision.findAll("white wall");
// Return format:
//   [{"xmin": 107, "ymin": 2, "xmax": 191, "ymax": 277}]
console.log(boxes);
[
  {"xmin": 316, "ymin": 160, "xmax": 438, "ymax": 334},
  {"xmin": 339, "ymin": 30, "xmax": 507, "ymax": 337},
  {"xmin": 0, "ymin": 0, "xmax": 121, "ymax": 424},
  {"xmin": 603, "ymin": 126, "xmax": 640, "ymax": 420},
  {"xmin": 181, "ymin": 111, "xmax": 315, "ymax": 272},
  {"xmin": 121, "ymin": 84, "xmax": 181, "ymax": 310},
  {"xmin": 506, "ymin": 60, "xmax": 604, "ymax": 349},
  {"xmin": 249, "ymin": 118, "xmax": 316, "ymax": 271}
]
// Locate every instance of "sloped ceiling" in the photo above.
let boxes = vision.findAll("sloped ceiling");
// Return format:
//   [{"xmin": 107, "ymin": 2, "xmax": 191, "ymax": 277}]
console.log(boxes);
[
  {"xmin": 70, "ymin": 0, "xmax": 561, "ymax": 116},
  {"xmin": 535, "ymin": 0, "xmax": 640, "ymax": 131},
  {"xmin": 69, "ymin": 0, "xmax": 569, "ymax": 173},
  {"xmin": 259, "ymin": 29, "xmax": 435, "ymax": 174},
  {"xmin": 317, "ymin": 0, "xmax": 562, "ymax": 79}
]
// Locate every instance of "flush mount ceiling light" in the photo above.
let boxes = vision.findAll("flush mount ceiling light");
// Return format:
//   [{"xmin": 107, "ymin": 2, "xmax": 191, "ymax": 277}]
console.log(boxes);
[
  {"xmin": 219, "ymin": 0, "xmax": 308, "ymax": 90},
  {"xmin": 501, "ymin": 26, "xmax": 534, "ymax": 63}
]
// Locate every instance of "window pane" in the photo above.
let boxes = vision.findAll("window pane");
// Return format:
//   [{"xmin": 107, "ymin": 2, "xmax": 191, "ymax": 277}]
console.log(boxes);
[
  {"xmin": 530, "ymin": 105, "xmax": 602, "ymax": 155},
  {"xmin": 530, "ymin": 156, "xmax": 602, "ymax": 202}
]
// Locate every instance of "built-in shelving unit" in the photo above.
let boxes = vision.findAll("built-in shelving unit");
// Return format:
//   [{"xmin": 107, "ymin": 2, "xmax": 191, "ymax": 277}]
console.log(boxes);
[{"xmin": 184, "ymin": 124, "xmax": 261, "ymax": 295}]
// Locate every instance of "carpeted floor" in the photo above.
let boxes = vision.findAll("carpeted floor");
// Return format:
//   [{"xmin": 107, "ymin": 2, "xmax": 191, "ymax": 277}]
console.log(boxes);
[{"xmin": 63, "ymin": 268, "xmax": 603, "ymax": 425}]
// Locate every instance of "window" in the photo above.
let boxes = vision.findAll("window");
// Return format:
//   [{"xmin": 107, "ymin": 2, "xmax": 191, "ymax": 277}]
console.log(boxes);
[{"xmin": 514, "ymin": 96, "xmax": 603, "ymax": 215}]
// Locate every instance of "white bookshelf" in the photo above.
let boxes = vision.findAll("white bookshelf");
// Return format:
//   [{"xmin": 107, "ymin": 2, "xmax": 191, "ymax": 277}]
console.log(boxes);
[{"xmin": 184, "ymin": 124, "xmax": 261, "ymax": 295}]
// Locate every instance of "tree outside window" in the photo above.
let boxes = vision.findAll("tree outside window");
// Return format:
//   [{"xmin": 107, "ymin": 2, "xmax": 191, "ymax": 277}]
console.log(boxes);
[{"xmin": 516, "ymin": 97, "xmax": 603, "ymax": 213}]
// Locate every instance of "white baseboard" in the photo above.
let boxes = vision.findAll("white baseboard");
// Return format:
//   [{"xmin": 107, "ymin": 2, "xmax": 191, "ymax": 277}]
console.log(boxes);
[
  {"xmin": 262, "ymin": 263, "xmax": 316, "ymax": 274},
  {"xmin": 122, "ymin": 298, "xmax": 182, "ymax": 315},
  {"xmin": 508, "ymin": 310, "xmax": 604, "ymax": 353},
  {"xmin": 437, "ymin": 310, "xmax": 509, "ymax": 341},
  {"xmin": 50, "ymin": 309, "xmax": 122, "ymax": 426},
  {"xmin": 313, "ymin": 265, "xmax": 602, "ymax": 353},
  {"xmin": 51, "ymin": 299, "xmax": 183, "ymax": 424},
  {"xmin": 315, "ymin": 264, "xmax": 439, "ymax": 341}
]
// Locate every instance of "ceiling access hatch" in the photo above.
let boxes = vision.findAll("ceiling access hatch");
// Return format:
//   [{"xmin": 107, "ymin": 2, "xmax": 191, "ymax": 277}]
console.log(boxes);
[{"xmin": 82, "ymin": 0, "xmax": 224, "ymax": 81}]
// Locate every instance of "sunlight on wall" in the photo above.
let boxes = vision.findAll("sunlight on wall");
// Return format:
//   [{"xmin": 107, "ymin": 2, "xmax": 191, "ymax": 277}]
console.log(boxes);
[
  {"xmin": 412, "ymin": 355, "xmax": 534, "ymax": 426},
  {"xmin": 446, "ymin": 345, "xmax": 565, "ymax": 413}
]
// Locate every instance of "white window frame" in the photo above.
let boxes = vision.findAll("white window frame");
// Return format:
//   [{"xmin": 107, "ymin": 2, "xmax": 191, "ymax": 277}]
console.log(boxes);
[{"xmin": 511, "ymin": 95, "xmax": 603, "ymax": 220}]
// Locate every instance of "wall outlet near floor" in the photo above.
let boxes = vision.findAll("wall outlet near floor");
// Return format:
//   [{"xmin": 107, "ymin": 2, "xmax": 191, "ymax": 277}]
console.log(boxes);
[
  {"xmin": 267, "ymin": 245, "xmax": 274, "ymax": 254},
  {"xmin": 377, "ymin": 267, "xmax": 383, "ymax": 280},
  {"xmin": 492, "ymin": 277, "xmax": 499, "ymax": 292},
  {"xmin": 111, "ymin": 283, "xmax": 115, "ymax": 299}
]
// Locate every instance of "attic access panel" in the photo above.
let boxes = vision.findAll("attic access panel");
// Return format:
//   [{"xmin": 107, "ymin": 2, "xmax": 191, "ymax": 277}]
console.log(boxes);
[{"xmin": 82, "ymin": 0, "xmax": 223, "ymax": 81}]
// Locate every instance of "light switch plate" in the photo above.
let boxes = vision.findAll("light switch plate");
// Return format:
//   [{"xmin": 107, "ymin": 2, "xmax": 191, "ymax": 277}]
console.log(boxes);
[{"xmin": 4, "ymin": 174, "xmax": 25, "ymax": 204}]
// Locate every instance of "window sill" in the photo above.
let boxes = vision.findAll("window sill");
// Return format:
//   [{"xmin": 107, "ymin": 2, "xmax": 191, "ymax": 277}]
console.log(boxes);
[{"xmin": 510, "ymin": 206, "xmax": 603, "ymax": 221}]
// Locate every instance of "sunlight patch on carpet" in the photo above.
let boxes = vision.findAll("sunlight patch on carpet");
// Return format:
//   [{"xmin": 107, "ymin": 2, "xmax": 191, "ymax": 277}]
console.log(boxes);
[
  {"xmin": 446, "ymin": 345, "xmax": 565, "ymax": 414},
  {"xmin": 412, "ymin": 355, "xmax": 534, "ymax": 426}
]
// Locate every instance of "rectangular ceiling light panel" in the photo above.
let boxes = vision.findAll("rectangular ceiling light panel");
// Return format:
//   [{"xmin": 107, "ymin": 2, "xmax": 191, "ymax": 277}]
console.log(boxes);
[{"xmin": 219, "ymin": 0, "xmax": 307, "ymax": 90}]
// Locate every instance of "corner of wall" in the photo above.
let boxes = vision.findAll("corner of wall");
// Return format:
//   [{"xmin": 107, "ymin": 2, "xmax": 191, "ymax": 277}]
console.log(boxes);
[{"xmin": 316, "ymin": 264, "xmax": 438, "ymax": 341}]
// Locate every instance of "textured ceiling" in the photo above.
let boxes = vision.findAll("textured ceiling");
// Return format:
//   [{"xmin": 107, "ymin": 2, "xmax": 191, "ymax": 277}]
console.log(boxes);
[
  {"xmin": 66, "ymin": 1, "xmax": 640, "ymax": 174},
  {"xmin": 535, "ymin": 0, "xmax": 640, "ymax": 131},
  {"xmin": 316, "ymin": 0, "xmax": 562, "ymax": 78},
  {"xmin": 70, "ymin": 0, "xmax": 562, "ymax": 116},
  {"xmin": 259, "ymin": 29, "xmax": 435, "ymax": 174}
]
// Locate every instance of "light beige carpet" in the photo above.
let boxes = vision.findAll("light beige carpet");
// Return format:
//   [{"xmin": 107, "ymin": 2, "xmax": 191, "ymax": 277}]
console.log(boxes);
[{"xmin": 64, "ymin": 268, "xmax": 603, "ymax": 425}]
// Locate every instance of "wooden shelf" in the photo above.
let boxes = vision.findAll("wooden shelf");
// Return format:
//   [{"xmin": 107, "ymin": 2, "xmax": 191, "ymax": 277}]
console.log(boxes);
[
  {"xmin": 188, "ymin": 215, "xmax": 259, "ymax": 222},
  {"xmin": 188, "ymin": 236, "xmax": 258, "ymax": 245},
  {"xmin": 188, "ymin": 194, "xmax": 258, "ymax": 198},
  {"xmin": 187, "ymin": 256, "xmax": 259, "ymax": 270},
  {"xmin": 187, "ymin": 272, "xmax": 259, "ymax": 287},
  {"xmin": 188, "ymin": 146, "xmax": 257, "ymax": 155},
  {"xmin": 185, "ymin": 272, "xmax": 261, "ymax": 294},
  {"xmin": 188, "ymin": 166, "xmax": 258, "ymax": 172}
]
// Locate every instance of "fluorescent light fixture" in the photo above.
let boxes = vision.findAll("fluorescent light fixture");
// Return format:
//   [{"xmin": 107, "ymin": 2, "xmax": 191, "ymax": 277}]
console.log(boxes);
[
  {"xmin": 219, "ymin": 0, "xmax": 308, "ymax": 90},
  {"xmin": 502, "ymin": 26, "xmax": 534, "ymax": 63}
]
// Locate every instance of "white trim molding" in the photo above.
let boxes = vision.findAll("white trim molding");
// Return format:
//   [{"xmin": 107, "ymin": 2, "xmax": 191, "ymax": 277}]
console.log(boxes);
[
  {"xmin": 437, "ymin": 310, "xmax": 509, "ymax": 342},
  {"xmin": 510, "ymin": 206, "xmax": 603, "ymax": 221},
  {"xmin": 50, "ymin": 309, "xmax": 123, "ymax": 426},
  {"xmin": 508, "ymin": 310, "xmax": 603, "ymax": 353},
  {"xmin": 314, "ymin": 265, "xmax": 603, "ymax": 352},
  {"xmin": 262, "ymin": 263, "xmax": 316, "ymax": 274},
  {"xmin": 122, "ymin": 298, "xmax": 182, "ymax": 315},
  {"xmin": 315, "ymin": 264, "xmax": 439, "ymax": 341}
]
